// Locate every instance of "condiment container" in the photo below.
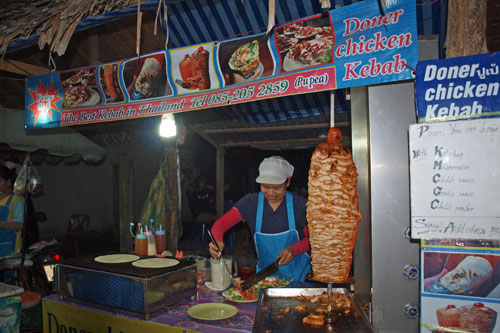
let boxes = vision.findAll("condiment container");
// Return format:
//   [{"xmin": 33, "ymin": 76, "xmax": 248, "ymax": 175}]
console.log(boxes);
[
  {"xmin": 144, "ymin": 228, "xmax": 156, "ymax": 256},
  {"xmin": 134, "ymin": 234, "xmax": 148, "ymax": 256},
  {"xmin": 210, "ymin": 256, "xmax": 232, "ymax": 290},
  {"xmin": 154, "ymin": 230, "xmax": 167, "ymax": 254}
]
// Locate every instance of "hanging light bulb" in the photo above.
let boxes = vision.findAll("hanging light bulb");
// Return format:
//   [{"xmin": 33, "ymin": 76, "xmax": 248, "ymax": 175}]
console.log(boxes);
[{"xmin": 159, "ymin": 113, "xmax": 177, "ymax": 137}]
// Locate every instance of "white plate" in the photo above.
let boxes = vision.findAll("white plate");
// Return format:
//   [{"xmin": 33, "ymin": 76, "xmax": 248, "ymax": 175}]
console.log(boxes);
[
  {"xmin": 205, "ymin": 282, "xmax": 228, "ymax": 291},
  {"xmin": 187, "ymin": 303, "xmax": 238, "ymax": 320},
  {"xmin": 282, "ymin": 39, "xmax": 331, "ymax": 72},
  {"xmin": 79, "ymin": 90, "xmax": 101, "ymax": 106}
]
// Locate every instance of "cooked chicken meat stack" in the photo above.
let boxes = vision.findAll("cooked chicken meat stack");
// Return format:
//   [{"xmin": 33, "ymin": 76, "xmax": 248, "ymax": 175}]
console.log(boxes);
[{"xmin": 307, "ymin": 128, "xmax": 361, "ymax": 282}]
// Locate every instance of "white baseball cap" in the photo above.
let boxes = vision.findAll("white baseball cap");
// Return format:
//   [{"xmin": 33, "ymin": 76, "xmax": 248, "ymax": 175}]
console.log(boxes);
[{"xmin": 255, "ymin": 156, "xmax": 294, "ymax": 184}]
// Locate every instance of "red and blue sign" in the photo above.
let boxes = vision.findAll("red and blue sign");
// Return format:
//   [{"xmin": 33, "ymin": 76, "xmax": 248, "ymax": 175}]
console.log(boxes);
[{"xmin": 25, "ymin": 0, "xmax": 418, "ymax": 129}]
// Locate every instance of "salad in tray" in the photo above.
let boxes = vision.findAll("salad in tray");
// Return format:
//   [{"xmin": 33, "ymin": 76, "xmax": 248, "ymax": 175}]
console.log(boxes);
[{"xmin": 222, "ymin": 277, "xmax": 290, "ymax": 303}]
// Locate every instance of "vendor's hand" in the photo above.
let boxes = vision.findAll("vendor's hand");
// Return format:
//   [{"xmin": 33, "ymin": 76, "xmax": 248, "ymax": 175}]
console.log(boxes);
[
  {"xmin": 277, "ymin": 247, "xmax": 295, "ymax": 266},
  {"xmin": 232, "ymin": 66, "xmax": 263, "ymax": 84},
  {"xmin": 209, "ymin": 240, "xmax": 225, "ymax": 258}
]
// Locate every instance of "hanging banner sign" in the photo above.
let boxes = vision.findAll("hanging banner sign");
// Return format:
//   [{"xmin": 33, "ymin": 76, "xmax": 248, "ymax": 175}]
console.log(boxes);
[
  {"xmin": 416, "ymin": 52, "xmax": 500, "ymax": 123},
  {"xmin": 25, "ymin": 0, "xmax": 418, "ymax": 129}
]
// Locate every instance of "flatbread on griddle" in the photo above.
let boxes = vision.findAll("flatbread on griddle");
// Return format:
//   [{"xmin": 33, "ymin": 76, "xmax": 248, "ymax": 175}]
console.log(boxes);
[
  {"xmin": 94, "ymin": 254, "xmax": 140, "ymax": 264},
  {"xmin": 132, "ymin": 258, "xmax": 179, "ymax": 268}
]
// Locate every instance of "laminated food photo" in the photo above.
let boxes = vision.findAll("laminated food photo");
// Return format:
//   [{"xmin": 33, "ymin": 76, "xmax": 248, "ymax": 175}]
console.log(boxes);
[
  {"xmin": 423, "ymin": 252, "xmax": 500, "ymax": 298},
  {"xmin": 217, "ymin": 33, "xmax": 274, "ymax": 86},
  {"xmin": 99, "ymin": 63, "xmax": 125, "ymax": 104},
  {"xmin": 122, "ymin": 52, "xmax": 172, "ymax": 101},
  {"xmin": 170, "ymin": 44, "xmax": 218, "ymax": 93},
  {"xmin": 421, "ymin": 297, "xmax": 499, "ymax": 333},
  {"xmin": 276, "ymin": 15, "xmax": 334, "ymax": 73},
  {"xmin": 59, "ymin": 67, "xmax": 102, "ymax": 108}
]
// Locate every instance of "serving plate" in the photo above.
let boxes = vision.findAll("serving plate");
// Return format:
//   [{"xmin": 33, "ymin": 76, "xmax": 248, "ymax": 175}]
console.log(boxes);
[{"xmin": 187, "ymin": 303, "xmax": 238, "ymax": 321}]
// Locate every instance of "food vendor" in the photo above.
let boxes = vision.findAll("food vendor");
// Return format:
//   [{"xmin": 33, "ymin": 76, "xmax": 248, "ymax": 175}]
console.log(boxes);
[
  {"xmin": 0, "ymin": 166, "xmax": 24, "ymax": 256},
  {"xmin": 209, "ymin": 156, "xmax": 311, "ymax": 281}
]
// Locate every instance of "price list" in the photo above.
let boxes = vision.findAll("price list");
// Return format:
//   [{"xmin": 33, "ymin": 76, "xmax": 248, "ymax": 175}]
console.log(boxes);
[{"xmin": 409, "ymin": 118, "xmax": 500, "ymax": 239}]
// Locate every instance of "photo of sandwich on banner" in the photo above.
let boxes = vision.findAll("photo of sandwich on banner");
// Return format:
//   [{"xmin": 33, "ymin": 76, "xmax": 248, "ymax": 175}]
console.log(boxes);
[{"xmin": 426, "ymin": 256, "xmax": 494, "ymax": 295}]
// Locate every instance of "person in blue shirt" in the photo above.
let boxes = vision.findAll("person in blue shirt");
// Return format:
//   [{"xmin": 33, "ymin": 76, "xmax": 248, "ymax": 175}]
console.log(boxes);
[
  {"xmin": 0, "ymin": 166, "xmax": 24, "ymax": 256},
  {"xmin": 209, "ymin": 156, "xmax": 311, "ymax": 282}
]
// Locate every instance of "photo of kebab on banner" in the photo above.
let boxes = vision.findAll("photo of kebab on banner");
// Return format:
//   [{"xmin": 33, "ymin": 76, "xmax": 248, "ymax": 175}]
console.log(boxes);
[
  {"xmin": 276, "ymin": 15, "xmax": 334, "ymax": 73},
  {"xmin": 60, "ymin": 67, "xmax": 101, "ymax": 108},
  {"xmin": 99, "ymin": 63, "xmax": 125, "ymax": 104},
  {"xmin": 424, "ymin": 253, "xmax": 500, "ymax": 298},
  {"xmin": 173, "ymin": 45, "xmax": 212, "ymax": 92},
  {"xmin": 123, "ymin": 52, "xmax": 171, "ymax": 101},
  {"xmin": 218, "ymin": 33, "xmax": 274, "ymax": 86}
]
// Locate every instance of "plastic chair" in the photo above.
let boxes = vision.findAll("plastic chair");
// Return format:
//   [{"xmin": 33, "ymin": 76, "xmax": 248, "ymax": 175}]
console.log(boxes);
[{"xmin": 64, "ymin": 214, "xmax": 90, "ymax": 257}]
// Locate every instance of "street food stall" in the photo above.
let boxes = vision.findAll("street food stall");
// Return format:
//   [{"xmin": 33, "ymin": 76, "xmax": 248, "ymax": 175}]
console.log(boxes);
[{"xmin": 0, "ymin": 0, "xmax": 459, "ymax": 331}]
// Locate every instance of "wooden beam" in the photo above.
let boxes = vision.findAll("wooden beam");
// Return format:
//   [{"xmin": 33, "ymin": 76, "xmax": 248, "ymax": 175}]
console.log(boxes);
[
  {"xmin": 119, "ymin": 154, "xmax": 134, "ymax": 253},
  {"xmin": 0, "ymin": 59, "xmax": 49, "ymax": 76},
  {"xmin": 165, "ymin": 142, "xmax": 179, "ymax": 253},
  {"xmin": 201, "ymin": 122, "xmax": 350, "ymax": 134},
  {"xmin": 216, "ymin": 147, "xmax": 225, "ymax": 218},
  {"xmin": 88, "ymin": 31, "xmax": 100, "ymax": 65},
  {"xmin": 189, "ymin": 124, "xmax": 220, "ymax": 148},
  {"xmin": 220, "ymin": 137, "xmax": 326, "ymax": 148}
]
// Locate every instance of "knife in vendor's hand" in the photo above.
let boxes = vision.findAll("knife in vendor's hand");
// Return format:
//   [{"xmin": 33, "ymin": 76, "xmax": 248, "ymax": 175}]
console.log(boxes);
[
  {"xmin": 206, "ymin": 229, "xmax": 240, "ymax": 290},
  {"xmin": 240, "ymin": 261, "xmax": 279, "ymax": 291}
]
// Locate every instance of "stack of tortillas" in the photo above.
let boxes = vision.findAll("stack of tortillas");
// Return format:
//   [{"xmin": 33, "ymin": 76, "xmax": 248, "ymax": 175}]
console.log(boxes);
[
  {"xmin": 94, "ymin": 254, "xmax": 179, "ymax": 268},
  {"xmin": 94, "ymin": 254, "xmax": 140, "ymax": 264}
]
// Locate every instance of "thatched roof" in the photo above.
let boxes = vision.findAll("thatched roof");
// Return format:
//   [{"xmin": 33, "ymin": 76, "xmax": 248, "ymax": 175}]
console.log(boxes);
[{"xmin": 0, "ymin": 0, "xmax": 144, "ymax": 56}]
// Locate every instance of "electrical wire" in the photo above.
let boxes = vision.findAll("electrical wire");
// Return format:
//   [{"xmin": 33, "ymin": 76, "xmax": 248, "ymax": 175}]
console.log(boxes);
[{"xmin": 416, "ymin": 0, "xmax": 440, "ymax": 6}]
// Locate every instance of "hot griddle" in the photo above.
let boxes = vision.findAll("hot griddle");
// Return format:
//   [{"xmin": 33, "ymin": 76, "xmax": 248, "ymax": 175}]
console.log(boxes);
[
  {"xmin": 253, "ymin": 288, "xmax": 373, "ymax": 332},
  {"xmin": 58, "ymin": 253, "xmax": 194, "ymax": 278},
  {"xmin": 56, "ymin": 253, "xmax": 197, "ymax": 317}
]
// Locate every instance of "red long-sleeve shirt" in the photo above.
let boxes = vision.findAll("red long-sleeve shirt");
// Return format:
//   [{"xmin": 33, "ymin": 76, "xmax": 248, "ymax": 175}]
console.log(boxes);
[{"xmin": 211, "ymin": 207, "xmax": 310, "ymax": 256}]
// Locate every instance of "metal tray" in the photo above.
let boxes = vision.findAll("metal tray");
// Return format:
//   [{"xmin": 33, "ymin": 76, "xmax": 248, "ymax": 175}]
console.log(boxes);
[{"xmin": 253, "ymin": 288, "xmax": 373, "ymax": 332}]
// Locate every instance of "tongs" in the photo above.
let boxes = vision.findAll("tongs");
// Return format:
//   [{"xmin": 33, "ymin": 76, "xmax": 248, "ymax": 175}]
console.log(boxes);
[{"xmin": 206, "ymin": 229, "xmax": 241, "ymax": 291}]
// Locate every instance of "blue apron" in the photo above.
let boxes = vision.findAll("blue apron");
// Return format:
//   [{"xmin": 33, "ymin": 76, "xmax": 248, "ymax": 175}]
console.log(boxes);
[
  {"xmin": 254, "ymin": 192, "xmax": 311, "ymax": 282},
  {"xmin": 0, "ymin": 194, "xmax": 18, "ymax": 257}
]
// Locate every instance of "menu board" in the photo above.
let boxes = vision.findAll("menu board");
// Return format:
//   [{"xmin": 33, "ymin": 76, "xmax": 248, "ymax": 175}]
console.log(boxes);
[{"xmin": 409, "ymin": 118, "xmax": 500, "ymax": 240}]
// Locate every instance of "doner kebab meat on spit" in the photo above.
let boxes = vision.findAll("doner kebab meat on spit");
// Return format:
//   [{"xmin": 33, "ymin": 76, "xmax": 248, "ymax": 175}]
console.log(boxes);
[{"xmin": 307, "ymin": 127, "xmax": 361, "ymax": 282}]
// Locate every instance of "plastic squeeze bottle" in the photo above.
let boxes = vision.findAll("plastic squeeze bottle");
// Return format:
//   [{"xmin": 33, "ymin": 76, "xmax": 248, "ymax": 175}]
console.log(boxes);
[
  {"xmin": 155, "ymin": 224, "xmax": 167, "ymax": 254},
  {"xmin": 130, "ymin": 222, "xmax": 148, "ymax": 256},
  {"xmin": 145, "ymin": 225, "xmax": 157, "ymax": 256},
  {"xmin": 135, "ymin": 233, "xmax": 148, "ymax": 256}
]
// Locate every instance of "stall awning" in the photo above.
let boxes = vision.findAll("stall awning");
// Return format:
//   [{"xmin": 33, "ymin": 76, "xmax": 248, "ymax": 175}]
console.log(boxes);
[{"xmin": 0, "ymin": 109, "xmax": 106, "ymax": 162}]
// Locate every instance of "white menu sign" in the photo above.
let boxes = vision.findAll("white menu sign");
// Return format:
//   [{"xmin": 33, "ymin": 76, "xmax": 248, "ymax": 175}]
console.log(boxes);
[{"xmin": 409, "ymin": 118, "xmax": 500, "ymax": 239}]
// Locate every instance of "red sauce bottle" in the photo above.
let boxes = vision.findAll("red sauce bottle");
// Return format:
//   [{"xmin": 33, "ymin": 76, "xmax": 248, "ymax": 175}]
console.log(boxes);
[
  {"xmin": 134, "ymin": 234, "xmax": 148, "ymax": 256},
  {"xmin": 155, "ymin": 230, "xmax": 167, "ymax": 254}
]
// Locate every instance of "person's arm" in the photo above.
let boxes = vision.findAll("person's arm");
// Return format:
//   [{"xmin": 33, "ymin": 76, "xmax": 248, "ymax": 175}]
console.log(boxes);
[
  {"xmin": 277, "ymin": 225, "xmax": 310, "ymax": 265},
  {"xmin": 289, "ymin": 225, "xmax": 310, "ymax": 255},
  {"xmin": 208, "ymin": 207, "xmax": 243, "ymax": 258}
]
